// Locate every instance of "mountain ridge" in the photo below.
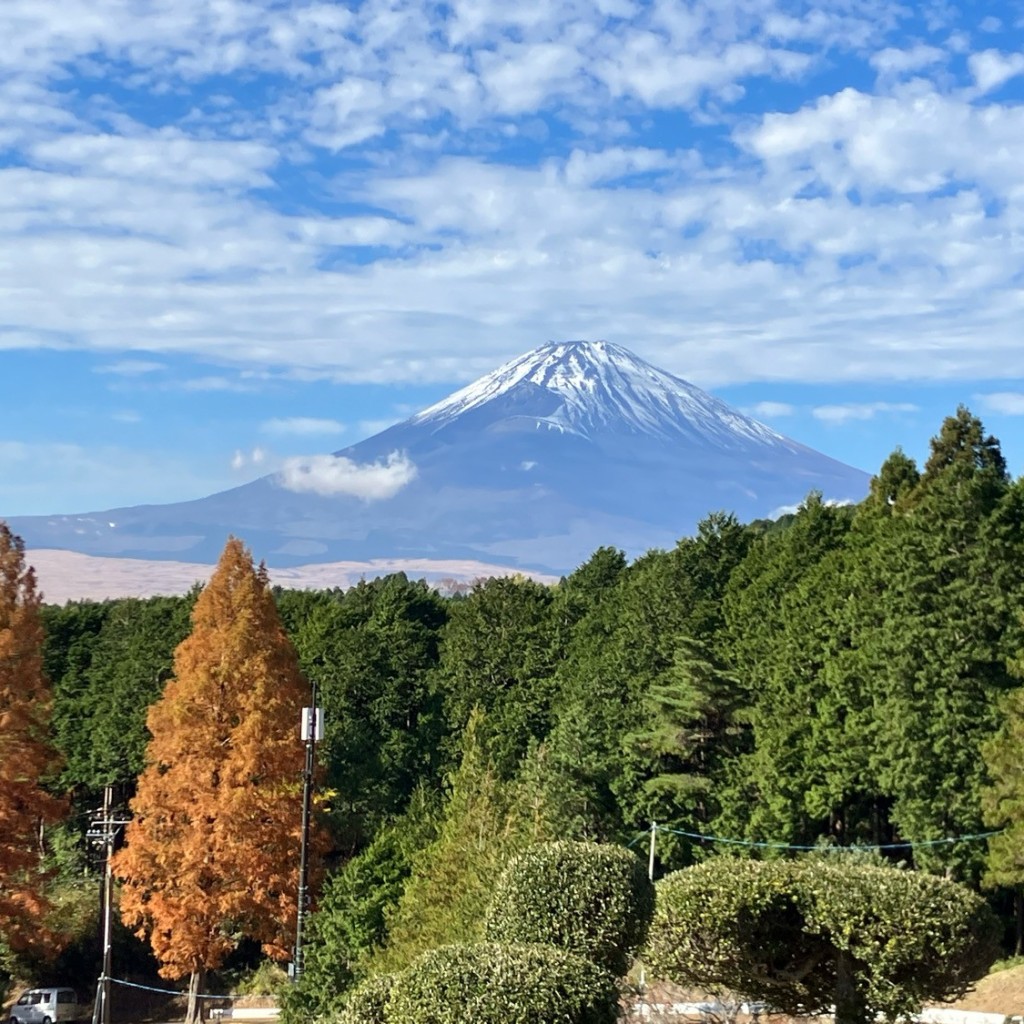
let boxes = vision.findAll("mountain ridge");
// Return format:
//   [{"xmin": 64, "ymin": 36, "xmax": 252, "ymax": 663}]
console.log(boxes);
[
  {"xmin": 410, "ymin": 339, "xmax": 787, "ymax": 447},
  {"xmin": 6, "ymin": 340, "xmax": 871, "ymax": 574}
]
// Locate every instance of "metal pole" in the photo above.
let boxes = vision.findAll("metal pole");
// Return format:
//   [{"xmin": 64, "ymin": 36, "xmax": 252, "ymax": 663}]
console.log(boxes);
[
  {"xmin": 648, "ymin": 820, "xmax": 657, "ymax": 884},
  {"xmin": 294, "ymin": 679, "xmax": 318, "ymax": 980},
  {"xmin": 639, "ymin": 822, "xmax": 656, "ymax": 997},
  {"xmin": 102, "ymin": 795, "xmax": 114, "ymax": 1024},
  {"xmin": 92, "ymin": 785, "xmax": 114, "ymax": 1024}
]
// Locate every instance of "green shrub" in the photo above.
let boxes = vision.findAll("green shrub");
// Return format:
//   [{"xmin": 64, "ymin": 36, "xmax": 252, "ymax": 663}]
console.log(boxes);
[
  {"xmin": 645, "ymin": 857, "xmax": 1001, "ymax": 1024},
  {"xmin": 335, "ymin": 974, "xmax": 399, "ymax": 1024},
  {"xmin": 484, "ymin": 840, "xmax": 654, "ymax": 977},
  {"xmin": 234, "ymin": 960, "xmax": 290, "ymax": 996},
  {"xmin": 385, "ymin": 942, "xmax": 618, "ymax": 1024}
]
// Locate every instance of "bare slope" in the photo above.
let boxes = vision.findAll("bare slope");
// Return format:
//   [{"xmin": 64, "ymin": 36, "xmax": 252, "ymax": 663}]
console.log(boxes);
[{"xmin": 27, "ymin": 549, "xmax": 556, "ymax": 604}]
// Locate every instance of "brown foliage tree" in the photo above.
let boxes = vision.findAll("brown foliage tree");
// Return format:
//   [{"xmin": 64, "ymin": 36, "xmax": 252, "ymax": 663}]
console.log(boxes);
[
  {"xmin": 114, "ymin": 538, "xmax": 322, "ymax": 1020},
  {"xmin": 0, "ymin": 522, "xmax": 65, "ymax": 956}
]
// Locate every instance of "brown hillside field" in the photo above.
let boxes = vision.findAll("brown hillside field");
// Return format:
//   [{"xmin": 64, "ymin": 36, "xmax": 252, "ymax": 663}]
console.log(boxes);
[
  {"xmin": 638, "ymin": 966, "xmax": 1024, "ymax": 1018},
  {"xmin": 945, "ymin": 962, "xmax": 1024, "ymax": 1014}
]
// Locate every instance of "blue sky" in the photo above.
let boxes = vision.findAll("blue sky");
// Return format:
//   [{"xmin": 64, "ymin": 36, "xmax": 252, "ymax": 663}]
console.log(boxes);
[{"xmin": 3, "ymin": 0, "xmax": 1024, "ymax": 517}]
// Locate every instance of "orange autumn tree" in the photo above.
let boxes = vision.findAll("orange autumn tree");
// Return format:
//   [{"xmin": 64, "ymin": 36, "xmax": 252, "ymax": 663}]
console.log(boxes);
[
  {"xmin": 114, "ymin": 537, "xmax": 321, "ymax": 1021},
  {"xmin": 0, "ymin": 523, "xmax": 65, "ymax": 958}
]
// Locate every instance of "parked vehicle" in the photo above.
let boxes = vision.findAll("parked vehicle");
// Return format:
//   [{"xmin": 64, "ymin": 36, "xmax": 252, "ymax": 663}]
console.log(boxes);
[{"xmin": 9, "ymin": 988, "xmax": 90, "ymax": 1024}]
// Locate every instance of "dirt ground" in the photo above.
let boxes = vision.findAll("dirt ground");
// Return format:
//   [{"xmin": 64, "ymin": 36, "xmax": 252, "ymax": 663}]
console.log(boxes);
[
  {"xmin": 945, "ymin": 962, "xmax": 1024, "ymax": 1014},
  {"xmin": 637, "ymin": 966, "xmax": 1024, "ymax": 1019}
]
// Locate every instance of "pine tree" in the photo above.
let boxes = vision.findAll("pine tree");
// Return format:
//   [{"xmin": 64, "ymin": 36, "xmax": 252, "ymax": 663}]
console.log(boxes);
[
  {"xmin": 0, "ymin": 523, "xmax": 65, "ymax": 957},
  {"xmin": 626, "ymin": 637, "xmax": 749, "ymax": 865},
  {"xmin": 717, "ymin": 496, "xmax": 853, "ymax": 844},
  {"xmin": 438, "ymin": 576, "xmax": 556, "ymax": 777},
  {"xmin": 869, "ymin": 411, "xmax": 1016, "ymax": 878},
  {"xmin": 981, "ymin": 601, "xmax": 1024, "ymax": 950},
  {"xmin": 371, "ymin": 711, "xmax": 557, "ymax": 974},
  {"xmin": 113, "ymin": 538, "xmax": 321, "ymax": 1022}
]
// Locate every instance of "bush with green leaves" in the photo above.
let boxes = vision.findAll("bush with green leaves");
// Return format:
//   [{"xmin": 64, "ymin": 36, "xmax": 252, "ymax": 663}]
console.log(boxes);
[
  {"xmin": 383, "ymin": 942, "xmax": 618, "ymax": 1024},
  {"xmin": 645, "ymin": 857, "xmax": 1001, "ymax": 1024},
  {"xmin": 335, "ymin": 974, "xmax": 398, "ymax": 1024},
  {"xmin": 484, "ymin": 840, "xmax": 654, "ymax": 977}
]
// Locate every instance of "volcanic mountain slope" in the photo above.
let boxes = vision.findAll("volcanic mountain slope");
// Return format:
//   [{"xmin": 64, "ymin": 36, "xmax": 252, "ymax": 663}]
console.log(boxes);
[{"xmin": 8, "ymin": 341, "xmax": 870, "ymax": 574}]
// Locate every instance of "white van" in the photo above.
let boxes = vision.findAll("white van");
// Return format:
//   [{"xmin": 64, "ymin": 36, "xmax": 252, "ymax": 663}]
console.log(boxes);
[{"xmin": 9, "ymin": 988, "xmax": 90, "ymax": 1024}]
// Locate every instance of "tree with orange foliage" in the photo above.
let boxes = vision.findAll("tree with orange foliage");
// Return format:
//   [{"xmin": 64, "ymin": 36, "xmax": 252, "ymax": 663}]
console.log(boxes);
[
  {"xmin": 0, "ymin": 522, "xmax": 65, "ymax": 957},
  {"xmin": 114, "ymin": 538, "xmax": 321, "ymax": 1022}
]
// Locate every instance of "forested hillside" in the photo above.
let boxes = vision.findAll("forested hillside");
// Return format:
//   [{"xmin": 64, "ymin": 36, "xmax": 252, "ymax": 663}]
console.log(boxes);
[{"xmin": 7, "ymin": 406, "xmax": 1024, "ymax": 1008}]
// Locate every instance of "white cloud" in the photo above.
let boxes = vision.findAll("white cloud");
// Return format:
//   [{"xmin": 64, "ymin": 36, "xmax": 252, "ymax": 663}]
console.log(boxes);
[
  {"xmin": 0, "ymin": 0, "xmax": 1022, "ymax": 399},
  {"xmin": 261, "ymin": 417, "xmax": 346, "ymax": 436},
  {"xmin": 976, "ymin": 392, "xmax": 1024, "ymax": 416},
  {"xmin": 812, "ymin": 402, "xmax": 918, "ymax": 425},
  {"xmin": 968, "ymin": 50, "xmax": 1024, "ymax": 95},
  {"xmin": 770, "ymin": 497, "xmax": 856, "ymax": 518},
  {"xmin": 277, "ymin": 451, "xmax": 417, "ymax": 500},
  {"xmin": 869, "ymin": 45, "xmax": 945, "ymax": 79},
  {"xmin": 97, "ymin": 359, "xmax": 165, "ymax": 376},
  {"xmin": 182, "ymin": 376, "xmax": 254, "ymax": 392},
  {"xmin": 744, "ymin": 84, "xmax": 1024, "ymax": 196},
  {"xmin": 231, "ymin": 447, "xmax": 267, "ymax": 470},
  {"xmin": 748, "ymin": 401, "xmax": 795, "ymax": 418},
  {"xmin": 30, "ymin": 130, "xmax": 277, "ymax": 189}
]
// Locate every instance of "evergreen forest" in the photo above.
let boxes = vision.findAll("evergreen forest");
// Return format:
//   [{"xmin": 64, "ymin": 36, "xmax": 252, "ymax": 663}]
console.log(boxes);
[{"xmin": 7, "ymin": 406, "xmax": 1024, "ymax": 1016}]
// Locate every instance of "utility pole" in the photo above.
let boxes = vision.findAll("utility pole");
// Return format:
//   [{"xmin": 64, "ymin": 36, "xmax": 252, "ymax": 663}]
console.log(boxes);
[
  {"xmin": 294, "ymin": 680, "xmax": 323, "ymax": 981},
  {"xmin": 89, "ymin": 787, "xmax": 130, "ymax": 1024},
  {"xmin": 638, "ymin": 822, "xmax": 657, "ymax": 998},
  {"xmin": 648, "ymin": 820, "xmax": 657, "ymax": 886}
]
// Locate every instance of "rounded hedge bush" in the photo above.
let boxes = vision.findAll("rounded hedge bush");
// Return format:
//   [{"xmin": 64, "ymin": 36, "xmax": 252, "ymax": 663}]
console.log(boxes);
[
  {"xmin": 335, "ymin": 974, "xmax": 398, "ymax": 1024},
  {"xmin": 484, "ymin": 839, "xmax": 655, "ymax": 977},
  {"xmin": 385, "ymin": 941, "xmax": 619, "ymax": 1024},
  {"xmin": 645, "ymin": 857, "xmax": 1000, "ymax": 1024}
]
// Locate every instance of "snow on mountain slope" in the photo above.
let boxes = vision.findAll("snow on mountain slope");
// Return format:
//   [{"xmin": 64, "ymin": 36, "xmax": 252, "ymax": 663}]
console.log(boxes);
[{"xmin": 414, "ymin": 340, "xmax": 787, "ymax": 449}]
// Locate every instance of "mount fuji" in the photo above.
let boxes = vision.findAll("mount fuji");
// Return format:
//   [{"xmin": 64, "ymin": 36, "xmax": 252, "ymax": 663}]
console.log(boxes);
[{"xmin": 9, "ymin": 341, "xmax": 870, "ymax": 575}]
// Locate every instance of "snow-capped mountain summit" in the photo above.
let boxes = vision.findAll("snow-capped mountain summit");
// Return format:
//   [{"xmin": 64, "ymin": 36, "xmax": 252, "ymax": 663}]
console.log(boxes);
[
  {"xmin": 8, "ymin": 341, "xmax": 871, "ymax": 574},
  {"xmin": 414, "ymin": 340, "xmax": 784, "ymax": 448}
]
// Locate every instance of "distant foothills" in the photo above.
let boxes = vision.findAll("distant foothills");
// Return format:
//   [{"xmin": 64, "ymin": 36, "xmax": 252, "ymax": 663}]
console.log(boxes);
[{"xmin": 7, "ymin": 340, "xmax": 869, "ymax": 580}]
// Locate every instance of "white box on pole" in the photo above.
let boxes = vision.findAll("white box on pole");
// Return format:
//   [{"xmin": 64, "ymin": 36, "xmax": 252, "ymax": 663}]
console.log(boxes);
[{"xmin": 301, "ymin": 707, "xmax": 324, "ymax": 741}]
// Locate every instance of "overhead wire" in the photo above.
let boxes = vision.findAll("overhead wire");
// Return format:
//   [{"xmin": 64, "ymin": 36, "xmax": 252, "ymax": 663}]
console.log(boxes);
[{"xmin": 633, "ymin": 822, "xmax": 1005, "ymax": 852}]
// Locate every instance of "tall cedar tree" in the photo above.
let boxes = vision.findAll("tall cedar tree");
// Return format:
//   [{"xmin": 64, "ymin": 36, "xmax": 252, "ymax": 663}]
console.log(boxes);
[
  {"xmin": 114, "ymin": 538, "xmax": 322, "ymax": 1020},
  {"xmin": 0, "ymin": 523, "xmax": 65, "ymax": 957}
]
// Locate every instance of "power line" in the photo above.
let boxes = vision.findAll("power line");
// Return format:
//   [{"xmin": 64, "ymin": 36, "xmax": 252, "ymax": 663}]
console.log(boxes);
[
  {"xmin": 107, "ymin": 978, "xmax": 255, "ymax": 1001},
  {"xmin": 631, "ymin": 822, "xmax": 1005, "ymax": 854}
]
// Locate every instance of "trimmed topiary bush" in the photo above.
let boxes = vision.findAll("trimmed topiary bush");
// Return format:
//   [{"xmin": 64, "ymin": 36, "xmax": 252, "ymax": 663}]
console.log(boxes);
[
  {"xmin": 484, "ymin": 839, "xmax": 655, "ymax": 977},
  {"xmin": 385, "ymin": 941, "xmax": 619, "ymax": 1024},
  {"xmin": 335, "ymin": 973, "xmax": 399, "ymax": 1024},
  {"xmin": 645, "ymin": 857, "xmax": 1001, "ymax": 1024}
]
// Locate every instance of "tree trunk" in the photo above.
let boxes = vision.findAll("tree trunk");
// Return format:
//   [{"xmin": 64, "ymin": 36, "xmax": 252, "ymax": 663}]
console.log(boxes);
[
  {"xmin": 185, "ymin": 967, "xmax": 206, "ymax": 1024},
  {"xmin": 833, "ymin": 951, "xmax": 869, "ymax": 1024},
  {"xmin": 1016, "ymin": 889, "xmax": 1023, "ymax": 957}
]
